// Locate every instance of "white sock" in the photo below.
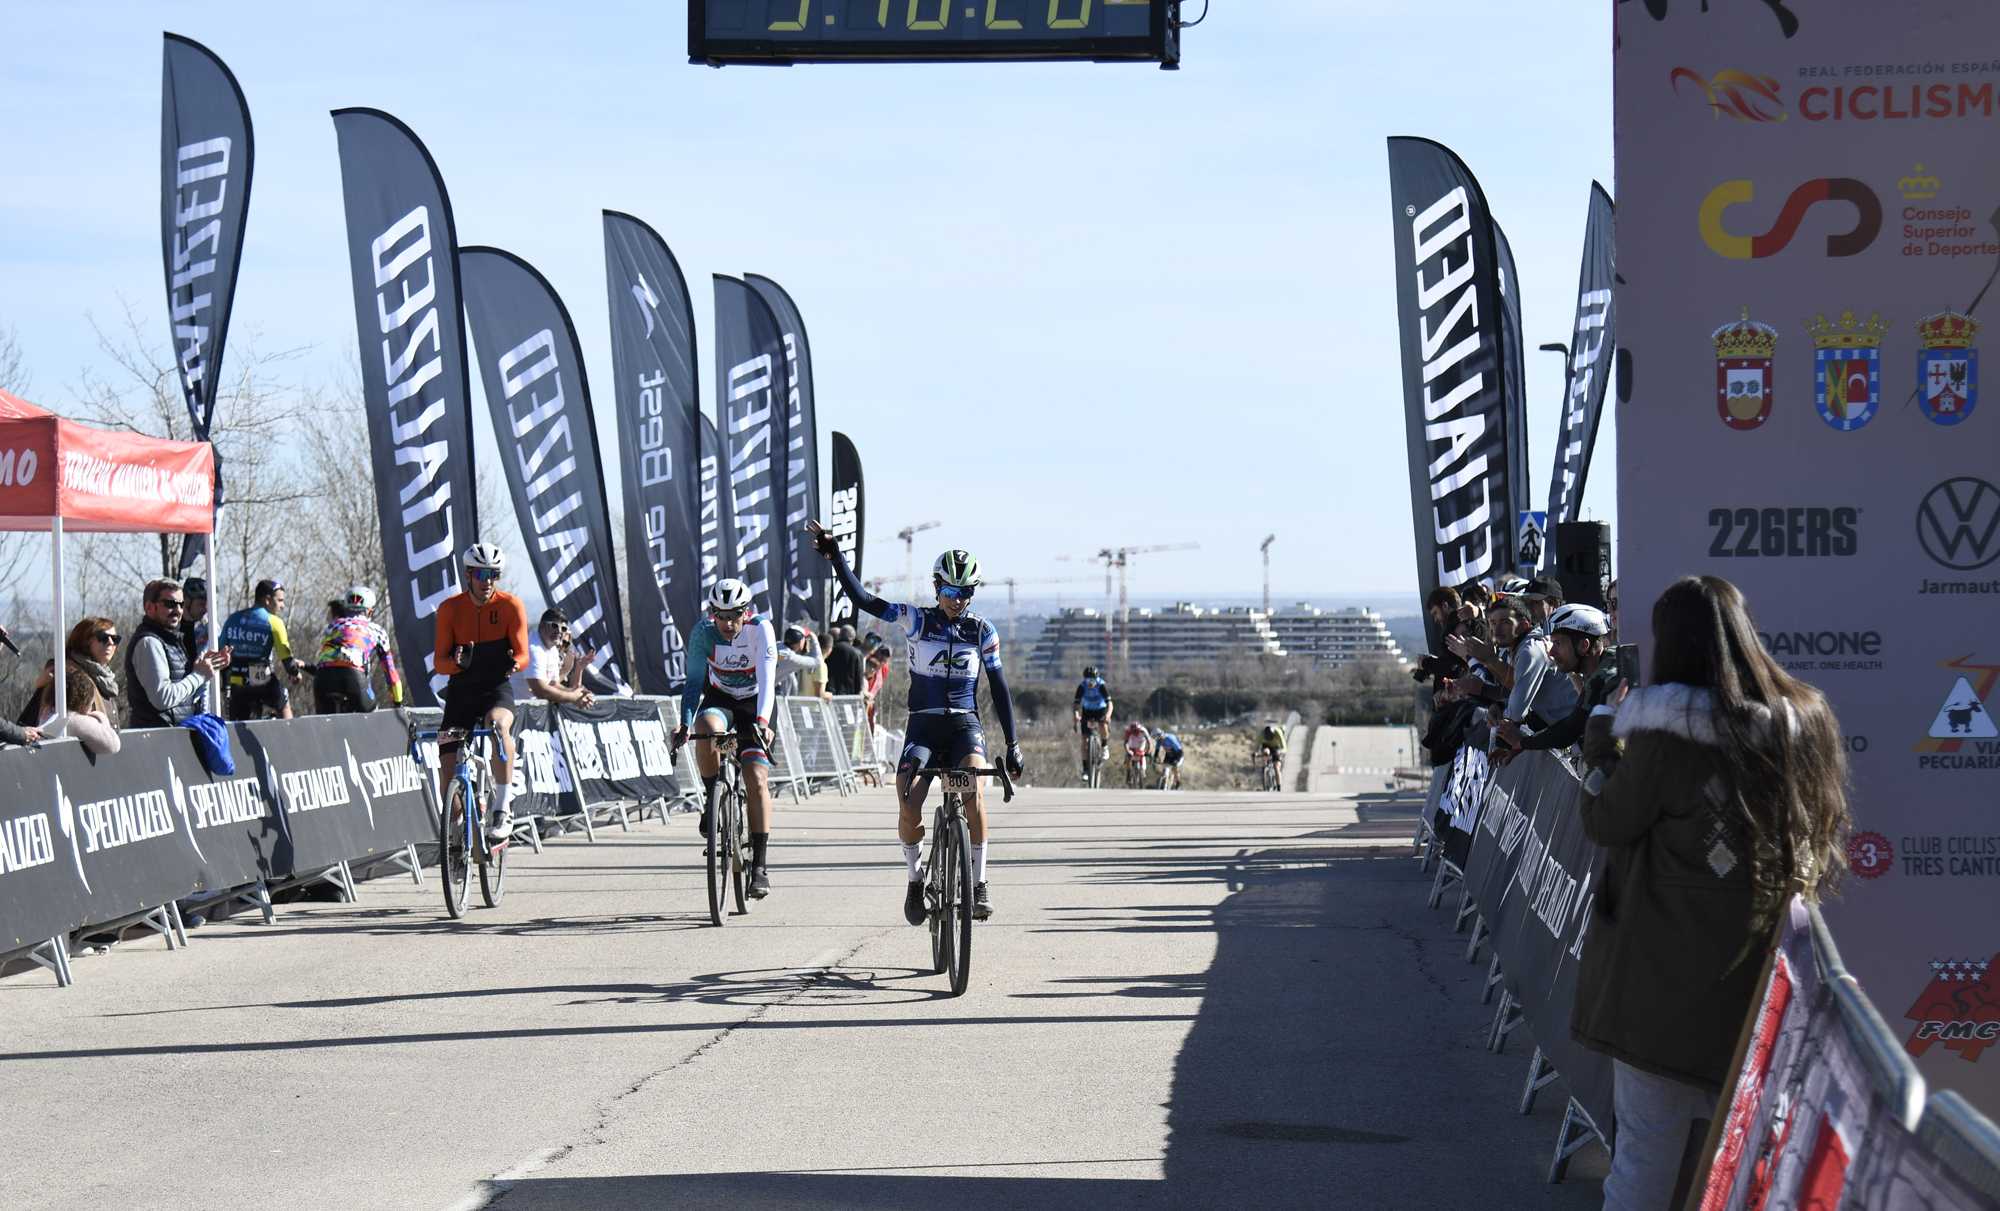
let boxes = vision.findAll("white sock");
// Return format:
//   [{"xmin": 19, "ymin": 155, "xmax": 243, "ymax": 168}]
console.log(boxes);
[
  {"xmin": 902, "ymin": 842, "xmax": 923, "ymax": 880},
  {"xmin": 972, "ymin": 842, "xmax": 988, "ymax": 884},
  {"xmin": 492, "ymin": 782, "xmax": 514, "ymax": 818}
]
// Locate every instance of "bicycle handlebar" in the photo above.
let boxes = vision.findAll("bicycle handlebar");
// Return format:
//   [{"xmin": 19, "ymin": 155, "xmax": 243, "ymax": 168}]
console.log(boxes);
[{"xmin": 931, "ymin": 764, "xmax": 1014, "ymax": 804}]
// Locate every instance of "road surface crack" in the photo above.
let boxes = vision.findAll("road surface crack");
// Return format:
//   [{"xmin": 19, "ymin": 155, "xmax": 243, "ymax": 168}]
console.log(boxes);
[{"xmin": 474, "ymin": 931, "xmax": 887, "ymax": 1210}]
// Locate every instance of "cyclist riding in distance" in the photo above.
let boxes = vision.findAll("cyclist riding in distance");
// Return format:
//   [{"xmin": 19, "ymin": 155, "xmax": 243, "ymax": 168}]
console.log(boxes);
[
  {"xmin": 806, "ymin": 518, "xmax": 1025, "ymax": 925},
  {"xmin": 313, "ymin": 584, "xmax": 404, "ymax": 714},
  {"xmin": 1153, "ymin": 727, "xmax": 1185, "ymax": 790},
  {"xmin": 1123, "ymin": 720, "xmax": 1151, "ymax": 773},
  {"xmin": 219, "ymin": 578, "xmax": 305, "ymax": 720},
  {"xmin": 1257, "ymin": 720, "xmax": 1288, "ymax": 781},
  {"xmin": 1074, "ymin": 666, "xmax": 1114, "ymax": 778},
  {"xmin": 435, "ymin": 544, "xmax": 530, "ymax": 845},
  {"xmin": 674, "ymin": 578, "xmax": 782, "ymax": 900}
]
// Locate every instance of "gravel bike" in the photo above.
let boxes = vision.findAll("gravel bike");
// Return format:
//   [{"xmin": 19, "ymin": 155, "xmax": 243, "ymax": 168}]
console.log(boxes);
[
  {"xmin": 677, "ymin": 731, "xmax": 750, "ymax": 926},
  {"xmin": 1259, "ymin": 749, "xmax": 1283, "ymax": 793},
  {"xmin": 1082, "ymin": 729, "xmax": 1105, "ymax": 788},
  {"xmin": 921, "ymin": 764, "xmax": 1014, "ymax": 997},
  {"xmin": 412, "ymin": 724, "xmax": 507, "ymax": 918},
  {"xmin": 1124, "ymin": 747, "xmax": 1148, "ymax": 789}
]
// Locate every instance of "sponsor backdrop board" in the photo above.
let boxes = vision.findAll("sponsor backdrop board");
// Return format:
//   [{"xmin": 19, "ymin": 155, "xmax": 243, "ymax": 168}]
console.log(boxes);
[{"xmin": 1616, "ymin": 2, "xmax": 2000, "ymax": 1113}]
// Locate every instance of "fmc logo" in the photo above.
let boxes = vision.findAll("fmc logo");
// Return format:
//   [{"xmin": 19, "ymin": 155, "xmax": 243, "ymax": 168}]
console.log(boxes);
[
  {"xmin": 1917, "ymin": 477, "xmax": 2000, "ymax": 571},
  {"xmin": 1700, "ymin": 178, "xmax": 1882, "ymax": 259},
  {"xmin": 1669, "ymin": 67, "xmax": 1787, "ymax": 121}
]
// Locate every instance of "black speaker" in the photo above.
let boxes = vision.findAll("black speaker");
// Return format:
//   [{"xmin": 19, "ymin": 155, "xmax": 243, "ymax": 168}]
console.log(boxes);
[{"xmin": 1555, "ymin": 521, "xmax": 1612, "ymax": 610}]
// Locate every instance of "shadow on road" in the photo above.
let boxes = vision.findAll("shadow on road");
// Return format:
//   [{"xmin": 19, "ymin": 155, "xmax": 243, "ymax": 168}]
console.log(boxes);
[{"xmin": 481, "ymin": 848, "xmax": 1602, "ymax": 1210}]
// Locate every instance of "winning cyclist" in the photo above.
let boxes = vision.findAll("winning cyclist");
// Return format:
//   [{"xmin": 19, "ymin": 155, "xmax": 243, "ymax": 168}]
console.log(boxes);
[
  {"xmin": 1123, "ymin": 720, "xmax": 1151, "ymax": 781},
  {"xmin": 1153, "ymin": 728, "xmax": 1185, "ymax": 790},
  {"xmin": 313, "ymin": 585, "xmax": 404, "ymax": 714},
  {"xmin": 219, "ymin": 578, "xmax": 305, "ymax": 720},
  {"xmin": 674, "ymin": 579, "xmax": 781, "ymax": 899},
  {"xmin": 807, "ymin": 519, "xmax": 1024, "ymax": 925},
  {"xmin": 1073, "ymin": 666, "xmax": 1113, "ymax": 779},
  {"xmin": 435, "ymin": 544, "xmax": 530, "ymax": 844},
  {"xmin": 1257, "ymin": 721, "xmax": 1288, "ymax": 785}
]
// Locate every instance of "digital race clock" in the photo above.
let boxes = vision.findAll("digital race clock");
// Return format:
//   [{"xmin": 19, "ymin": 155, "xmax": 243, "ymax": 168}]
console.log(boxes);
[{"xmin": 690, "ymin": 0, "xmax": 1179, "ymax": 67}]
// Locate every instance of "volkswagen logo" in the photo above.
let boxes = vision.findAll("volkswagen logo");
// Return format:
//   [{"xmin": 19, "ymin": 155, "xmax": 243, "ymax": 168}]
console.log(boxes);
[{"xmin": 1917, "ymin": 477, "xmax": 2000, "ymax": 570}]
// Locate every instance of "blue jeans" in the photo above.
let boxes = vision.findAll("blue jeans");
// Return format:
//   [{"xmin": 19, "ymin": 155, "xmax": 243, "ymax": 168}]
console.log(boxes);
[{"xmin": 1604, "ymin": 1060, "xmax": 1717, "ymax": 1210}]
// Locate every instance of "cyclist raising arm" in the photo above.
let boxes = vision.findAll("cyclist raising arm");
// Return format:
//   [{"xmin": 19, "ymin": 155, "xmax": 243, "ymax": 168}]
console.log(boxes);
[
  {"xmin": 435, "ymin": 545, "xmax": 530, "ymax": 844},
  {"xmin": 807, "ymin": 519, "xmax": 1024, "ymax": 923},
  {"xmin": 675, "ymin": 579, "xmax": 781, "ymax": 899}
]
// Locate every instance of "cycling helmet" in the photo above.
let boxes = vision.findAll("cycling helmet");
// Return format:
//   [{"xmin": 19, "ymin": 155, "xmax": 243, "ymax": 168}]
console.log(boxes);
[
  {"xmin": 344, "ymin": 584, "xmax": 376, "ymax": 612},
  {"xmin": 1547, "ymin": 603, "xmax": 1611, "ymax": 638},
  {"xmin": 932, "ymin": 549, "xmax": 981, "ymax": 588},
  {"xmin": 462, "ymin": 542, "xmax": 506, "ymax": 573},
  {"xmin": 1083, "ymin": 666, "xmax": 1099, "ymax": 678},
  {"xmin": 707, "ymin": 578, "xmax": 754, "ymax": 613},
  {"xmin": 1496, "ymin": 575, "xmax": 1531, "ymax": 597}
]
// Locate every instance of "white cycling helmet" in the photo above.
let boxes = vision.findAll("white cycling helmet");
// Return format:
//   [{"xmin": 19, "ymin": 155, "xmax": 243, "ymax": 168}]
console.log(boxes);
[
  {"xmin": 707, "ymin": 578, "xmax": 754, "ymax": 614},
  {"xmin": 933, "ymin": 549, "xmax": 981, "ymax": 588},
  {"xmin": 344, "ymin": 584, "xmax": 376, "ymax": 612},
  {"xmin": 1547, "ymin": 604, "xmax": 1611, "ymax": 638},
  {"xmin": 462, "ymin": 542, "xmax": 506, "ymax": 574}
]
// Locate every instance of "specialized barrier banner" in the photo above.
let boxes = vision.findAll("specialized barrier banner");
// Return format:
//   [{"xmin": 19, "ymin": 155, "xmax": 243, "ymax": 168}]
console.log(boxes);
[
  {"xmin": 1615, "ymin": 0, "xmax": 1999, "ymax": 1116},
  {"xmin": 0, "ymin": 712, "xmax": 432, "ymax": 952},
  {"xmin": 332, "ymin": 108, "xmax": 477, "ymax": 706},
  {"xmin": 1461, "ymin": 750, "xmax": 1614, "ymax": 1134},
  {"xmin": 461, "ymin": 247, "xmax": 632, "ymax": 692},
  {"xmin": 746, "ymin": 275, "xmax": 822, "ymax": 631},
  {"xmin": 1386, "ymin": 137, "xmax": 1522, "ymax": 651},
  {"xmin": 712, "ymin": 276, "xmax": 790, "ymax": 617},
  {"xmin": 406, "ymin": 698, "xmax": 679, "ymax": 819},
  {"xmin": 1547, "ymin": 184, "xmax": 1615, "ymax": 533},
  {"xmin": 604, "ymin": 211, "xmax": 701, "ymax": 696}
]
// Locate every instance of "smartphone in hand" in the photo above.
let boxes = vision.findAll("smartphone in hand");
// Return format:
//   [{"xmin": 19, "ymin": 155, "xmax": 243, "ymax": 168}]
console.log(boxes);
[{"xmin": 1614, "ymin": 643, "xmax": 1640, "ymax": 687}]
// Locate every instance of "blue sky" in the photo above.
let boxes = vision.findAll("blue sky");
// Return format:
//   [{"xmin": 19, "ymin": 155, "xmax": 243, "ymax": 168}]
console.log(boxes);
[{"xmin": 1, "ymin": 1, "xmax": 1615, "ymax": 605}]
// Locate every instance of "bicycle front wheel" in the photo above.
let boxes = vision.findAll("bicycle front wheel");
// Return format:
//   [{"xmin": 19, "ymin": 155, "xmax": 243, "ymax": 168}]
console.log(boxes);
[
  {"xmin": 440, "ymin": 777, "xmax": 471, "ymax": 920},
  {"xmin": 478, "ymin": 814, "xmax": 508, "ymax": 908},
  {"xmin": 928, "ymin": 808, "xmax": 950, "ymax": 975},
  {"xmin": 705, "ymin": 781, "xmax": 728, "ymax": 926},
  {"xmin": 728, "ymin": 773, "xmax": 749, "ymax": 916},
  {"xmin": 946, "ymin": 813, "xmax": 974, "ymax": 997}
]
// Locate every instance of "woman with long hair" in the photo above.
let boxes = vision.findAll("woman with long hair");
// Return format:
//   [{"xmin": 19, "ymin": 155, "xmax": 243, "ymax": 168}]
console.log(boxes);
[
  {"xmin": 18, "ymin": 616, "xmax": 124, "ymax": 755},
  {"xmin": 1574, "ymin": 575, "xmax": 1849, "ymax": 1210}
]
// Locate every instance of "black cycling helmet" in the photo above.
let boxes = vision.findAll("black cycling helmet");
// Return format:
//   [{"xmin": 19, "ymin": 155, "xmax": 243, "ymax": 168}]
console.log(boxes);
[{"xmin": 1083, "ymin": 666, "xmax": 1099, "ymax": 678}]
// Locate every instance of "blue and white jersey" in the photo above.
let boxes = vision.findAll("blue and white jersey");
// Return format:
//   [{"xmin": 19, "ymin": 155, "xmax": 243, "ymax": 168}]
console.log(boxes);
[
  {"xmin": 1075, "ymin": 675, "xmax": 1110, "ymax": 712},
  {"xmin": 882, "ymin": 602, "xmax": 1001, "ymax": 714}
]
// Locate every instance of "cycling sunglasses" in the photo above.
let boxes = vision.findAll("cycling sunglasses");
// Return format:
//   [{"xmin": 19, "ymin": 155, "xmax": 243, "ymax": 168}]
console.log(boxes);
[
  {"xmin": 937, "ymin": 584, "xmax": 975, "ymax": 602},
  {"xmin": 709, "ymin": 607, "xmax": 749, "ymax": 622},
  {"xmin": 468, "ymin": 568, "xmax": 501, "ymax": 583}
]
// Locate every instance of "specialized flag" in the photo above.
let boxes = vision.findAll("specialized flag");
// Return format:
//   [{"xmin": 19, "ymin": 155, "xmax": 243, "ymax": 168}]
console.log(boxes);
[
  {"xmin": 332, "ymin": 108, "xmax": 477, "ymax": 705},
  {"xmin": 745, "ymin": 275, "xmax": 822, "ymax": 630},
  {"xmin": 698, "ymin": 410, "xmax": 735, "ymax": 598},
  {"xmin": 461, "ymin": 246, "xmax": 631, "ymax": 692},
  {"xmin": 1387, "ymin": 136, "xmax": 1520, "ymax": 651},
  {"xmin": 826, "ymin": 431, "xmax": 865, "ymax": 628},
  {"xmin": 711, "ymin": 276, "xmax": 789, "ymax": 620},
  {"xmin": 603, "ymin": 211, "xmax": 700, "ymax": 695},
  {"xmin": 1546, "ymin": 184, "xmax": 1615, "ymax": 536},
  {"xmin": 161, "ymin": 33, "xmax": 253, "ymax": 579},
  {"xmin": 1493, "ymin": 222, "xmax": 1532, "ymax": 576}
]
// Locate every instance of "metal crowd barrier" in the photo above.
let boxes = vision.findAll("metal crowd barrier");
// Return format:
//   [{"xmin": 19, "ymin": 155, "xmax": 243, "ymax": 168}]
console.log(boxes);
[{"xmin": 828, "ymin": 695, "xmax": 883, "ymax": 782}]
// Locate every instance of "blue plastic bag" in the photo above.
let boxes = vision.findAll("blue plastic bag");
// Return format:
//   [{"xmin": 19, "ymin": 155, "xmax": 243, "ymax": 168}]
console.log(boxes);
[{"xmin": 180, "ymin": 712, "xmax": 236, "ymax": 776}]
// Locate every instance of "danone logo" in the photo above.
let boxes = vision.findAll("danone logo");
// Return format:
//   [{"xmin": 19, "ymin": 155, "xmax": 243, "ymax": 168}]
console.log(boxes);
[
  {"xmin": 1669, "ymin": 67, "xmax": 1787, "ymax": 121},
  {"xmin": 1699, "ymin": 179, "xmax": 1881, "ymax": 260}
]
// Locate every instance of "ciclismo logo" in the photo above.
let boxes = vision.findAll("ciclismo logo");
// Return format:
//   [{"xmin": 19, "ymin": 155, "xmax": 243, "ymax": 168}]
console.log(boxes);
[
  {"xmin": 1700, "ymin": 178, "xmax": 1882, "ymax": 260},
  {"xmin": 1670, "ymin": 65, "xmax": 2000, "ymax": 126},
  {"xmin": 1903, "ymin": 955, "xmax": 1999, "ymax": 1064},
  {"xmin": 1708, "ymin": 506, "xmax": 1859, "ymax": 558},
  {"xmin": 1669, "ymin": 68, "xmax": 1787, "ymax": 121}
]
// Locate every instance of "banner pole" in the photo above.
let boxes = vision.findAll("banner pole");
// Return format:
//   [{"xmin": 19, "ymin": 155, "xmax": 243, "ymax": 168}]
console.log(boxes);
[{"xmin": 50, "ymin": 515, "xmax": 66, "ymax": 737}]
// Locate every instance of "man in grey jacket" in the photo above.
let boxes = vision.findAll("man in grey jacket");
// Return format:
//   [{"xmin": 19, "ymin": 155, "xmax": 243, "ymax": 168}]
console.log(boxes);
[{"xmin": 127, "ymin": 578, "xmax": 229, "ymax": 728}]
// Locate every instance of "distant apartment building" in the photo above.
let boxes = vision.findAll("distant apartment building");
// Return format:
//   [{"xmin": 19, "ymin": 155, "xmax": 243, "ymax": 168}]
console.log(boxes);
[
  {"xmin": 1264, "ymin": 603, "xmax": 1406, "ymax": 668},
  {"xmin": 1028, "ymin": 602, "xmax": 1403, "ymax": 675}
]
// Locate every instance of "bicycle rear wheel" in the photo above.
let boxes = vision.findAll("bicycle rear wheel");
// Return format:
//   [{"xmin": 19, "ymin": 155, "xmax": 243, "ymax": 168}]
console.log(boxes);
[
  {"xmin": 705, "ymin": 779, "xmax": 728, "ymax": 926},
  {"xmin": 946, "ymin": 813, "xmax": 974, "ymax": 997},
  {"xmin": 440, "ymin": 777, "xmax": 470, "ymax": 919},
  {"xmin": 727, "ymin": 770, "xmax": 749, "ymax": 916}
]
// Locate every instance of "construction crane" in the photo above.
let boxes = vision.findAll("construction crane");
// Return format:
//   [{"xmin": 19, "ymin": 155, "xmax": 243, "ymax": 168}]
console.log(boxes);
[
  {"xmin": 989, "ymin": 575, "xmax": 1094, "ymax": 651},
  {"xmin": 896, "ymin": 521, "xmax": 941, "ymax": 603},
  {"xmin": 1260, "ymin": 534, "xmax": 1276, "ymax": 614},
  {"xmin": 1097, "ymin": 542, "xmax": 1200, "ymax": 679},
  {"xmin": 1056, "ymin": 551, "xmax": 1120, "ymax": 673}
]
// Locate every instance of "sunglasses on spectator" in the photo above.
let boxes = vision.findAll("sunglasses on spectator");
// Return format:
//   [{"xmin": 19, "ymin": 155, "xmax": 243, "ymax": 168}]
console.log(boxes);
[
  {"xmin": 157, "ymin": 598, "xmax": 186, "ymax": 611},
  {"xmin": 468, "ymin": 568, "xmax": 501, "ymax": 583},
  {"xmin": 938, "ymin": 584, "xmax": 974, "ymax": 602},
  {"xmin": 94, "ymin": 631, "xmax": 119, "ymax": 644}
]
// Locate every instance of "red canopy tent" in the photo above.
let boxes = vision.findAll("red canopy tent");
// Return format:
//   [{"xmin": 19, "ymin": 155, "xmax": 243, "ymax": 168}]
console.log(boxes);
[{"xmin": 0, "ymin": 388, "xmax": 216, "ymax": 732}]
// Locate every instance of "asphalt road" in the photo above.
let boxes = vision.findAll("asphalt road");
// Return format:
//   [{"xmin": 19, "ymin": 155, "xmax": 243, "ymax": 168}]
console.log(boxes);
[{"xmin": 1, "ymin": 771, "xmax": 1605, "ymax": 1209}]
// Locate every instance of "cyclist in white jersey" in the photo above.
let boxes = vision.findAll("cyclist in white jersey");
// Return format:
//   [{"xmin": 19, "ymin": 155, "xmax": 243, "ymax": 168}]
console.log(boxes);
[{"xmin": 676, "ymin": 579, "xmax": 782, "ymax": 898}]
